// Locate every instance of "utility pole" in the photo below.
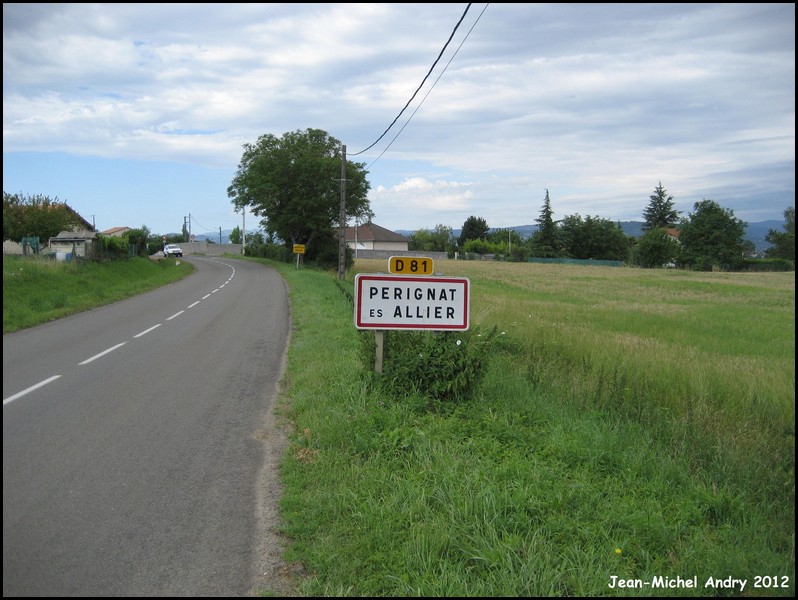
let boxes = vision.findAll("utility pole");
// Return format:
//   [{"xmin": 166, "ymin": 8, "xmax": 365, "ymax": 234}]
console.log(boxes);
[
  {"xmin": 337, "ymin": 144, "xmax": 347, "ymax": 281},
  {"xmin": 242, "ymin": 209, "xmax": 246, "ymax": 254}
]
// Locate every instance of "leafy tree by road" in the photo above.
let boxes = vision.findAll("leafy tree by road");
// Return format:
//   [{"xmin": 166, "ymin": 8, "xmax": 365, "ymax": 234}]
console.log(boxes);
[
  {"xmin": 3, "ymin": 192, "xmax": 86, "ymax": 243},
  {"xmin": 678, "ymin": 199, "xmax": 747, "ymax": 270},
  {"xmin": 226, "ymin": 129, "xmax": 371, "ymax": 260},
  {"xmin": 764, "ymin": 206, "xmax": 795, "ymax": 261},
  {"xmin": 124, "ymin": 226, "xmax": 151, "ymax": 257},
  {"xmin": 642, "ymin": 182, "xmax": 680, "ymax": 232}
]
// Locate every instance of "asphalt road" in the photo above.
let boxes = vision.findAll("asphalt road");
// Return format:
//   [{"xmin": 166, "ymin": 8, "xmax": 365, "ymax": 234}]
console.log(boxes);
[{"xmin": 3, "ymin": 257, "xmax": 290, "ymax": 596}]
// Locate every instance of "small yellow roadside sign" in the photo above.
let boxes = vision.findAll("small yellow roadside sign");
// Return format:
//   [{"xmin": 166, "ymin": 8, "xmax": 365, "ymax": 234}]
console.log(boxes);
[
  {"xmin": 293, "ymin": 244, "xmax": 306, "ymax": 254},
  {"xmin": 389, "ymin": 256, "xmax": 434, "ymax": 275}
]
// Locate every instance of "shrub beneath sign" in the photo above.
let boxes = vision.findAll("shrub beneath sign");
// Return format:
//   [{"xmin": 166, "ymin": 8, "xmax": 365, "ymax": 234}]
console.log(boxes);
[{"xmin": 360, "ymin": 325, "xmax": 498, "ymax": 404}]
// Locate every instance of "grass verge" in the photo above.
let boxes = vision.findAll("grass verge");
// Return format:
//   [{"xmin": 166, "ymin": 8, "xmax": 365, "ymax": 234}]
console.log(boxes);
[{"xmin": 3, "ymin": 255, "xmax": 193, "ymax": 333}]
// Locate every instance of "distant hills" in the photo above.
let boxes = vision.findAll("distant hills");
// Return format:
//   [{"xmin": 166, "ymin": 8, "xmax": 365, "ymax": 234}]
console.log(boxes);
[
  {"xmin": 190, "ymin": 220, "xmax": 783, "ymax": 255},
  {"xmin": 396, "ymin": 220, "xmax": 784, "ymax": 255}
]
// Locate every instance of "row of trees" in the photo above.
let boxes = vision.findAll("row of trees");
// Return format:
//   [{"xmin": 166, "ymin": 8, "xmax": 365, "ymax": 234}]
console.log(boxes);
[{"xmin": 409, "ymin": 184, "xmax": 794, "ymax": 270}]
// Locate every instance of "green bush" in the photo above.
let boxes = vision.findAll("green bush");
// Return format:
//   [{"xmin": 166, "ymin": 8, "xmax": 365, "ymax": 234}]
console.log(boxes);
[
  {"xmin": 261, "ymin": 243, "xmax": 292, "ymax": 262},
  {"xmin": 305, "ymin": 230, "xmax": 353, "ymax": 271},
  {"xmin": 97, "ymin": 234, "xmax": 130, "ymax": 259},
  {"xmin": 742, "ymin": 257, "xmax": 795, "ymax": 272},
  {"xmin": 462, "ymin": 238, "xmax": 499, "ymax": 255},
  {"xmin": 360, "ymin": 325, "xmax": 498, "ymax": 404}
]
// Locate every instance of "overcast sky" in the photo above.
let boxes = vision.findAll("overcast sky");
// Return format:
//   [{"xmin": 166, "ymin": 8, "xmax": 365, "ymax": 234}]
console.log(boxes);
[{"xmin": 3, "ymin": 3, "xmax": 795, "ymax": 236}]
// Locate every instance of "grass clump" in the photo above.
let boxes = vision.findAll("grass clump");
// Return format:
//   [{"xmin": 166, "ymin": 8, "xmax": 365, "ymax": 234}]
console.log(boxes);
[{"xmin": 357, "ymin": 326, "xmax": 499, "ymax": 405}]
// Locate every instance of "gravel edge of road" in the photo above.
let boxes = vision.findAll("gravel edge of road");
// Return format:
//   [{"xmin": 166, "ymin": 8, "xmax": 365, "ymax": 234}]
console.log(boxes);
[{"xmin": 249, "ymin": 274, "xmax": 304, "ymax": 597}]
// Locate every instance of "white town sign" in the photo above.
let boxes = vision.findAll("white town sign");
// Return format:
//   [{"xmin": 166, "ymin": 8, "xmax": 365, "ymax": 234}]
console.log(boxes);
[{"xmin": 354, "ymin": 274, "xmax": 470, "ymax": 331}]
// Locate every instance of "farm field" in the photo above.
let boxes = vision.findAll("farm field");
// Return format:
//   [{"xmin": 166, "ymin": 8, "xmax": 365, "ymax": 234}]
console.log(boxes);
[{"xmin": 271, "ymin": 257, "xmax": 794, "ymax": 596}]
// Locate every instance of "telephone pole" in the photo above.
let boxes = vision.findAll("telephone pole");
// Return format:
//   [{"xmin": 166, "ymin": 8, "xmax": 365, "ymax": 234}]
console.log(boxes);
[{"xmin": 337, "ymin": 144, "xmax": 347, "ymax": 281}]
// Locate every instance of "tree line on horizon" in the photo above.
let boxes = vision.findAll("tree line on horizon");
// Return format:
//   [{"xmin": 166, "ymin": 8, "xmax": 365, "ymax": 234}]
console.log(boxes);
[
  {"xmin": 4, "ymin": 128, "xmax": 795, "ymax": 271},
  {"xmin": 223, "ymin": 128, "xmax": 793, "ymax": 271},
  {"xmin": 410, "ymin": 184, "xmax": 794, "ymax": 270}
]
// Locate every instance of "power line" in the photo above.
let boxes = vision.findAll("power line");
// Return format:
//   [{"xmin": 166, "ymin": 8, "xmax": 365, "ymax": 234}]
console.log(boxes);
[
  {"xmin": 350, "ymin": 3, "xmax": 474, "ymax": 157},
  {"xmin": 365, "ymin": 3, "xmax": 488, "ymax": 171},
  {"xmin": 190, "ymin": 214, "xmax": 212, "ymax": 233}
]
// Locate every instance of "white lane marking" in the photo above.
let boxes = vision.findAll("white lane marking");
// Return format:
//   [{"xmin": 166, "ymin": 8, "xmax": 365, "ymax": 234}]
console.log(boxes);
[
  {"xmin": 4, "ymin": 375, "xmax": 62, "ymax": 406},
  {"xmin": 79, "ymin": 342, "xmax": 127, "ymax": 365},
  {"xmin": 134, "ymin": 324, "xmax": 162, "ymax": 338},
  {"xmin": 6, "ymin": 259, "xmax": 239, "ymax": 404}
]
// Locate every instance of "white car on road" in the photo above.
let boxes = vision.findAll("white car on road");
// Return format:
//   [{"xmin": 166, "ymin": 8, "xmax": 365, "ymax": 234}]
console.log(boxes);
[{"xmin": 163, "ymin": 244, "xmax": 183, "ymax": 258}]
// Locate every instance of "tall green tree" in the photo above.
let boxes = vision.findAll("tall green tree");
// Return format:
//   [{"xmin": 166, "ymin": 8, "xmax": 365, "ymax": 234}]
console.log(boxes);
[
  {"xmin": 458, "ymin": 216, "xmax": 489, "ymax": 249},
  {"xmin": 229, "ymin": 225, "xmax": 242, "ymax": 244},
  {"xmin": 764, "ymin": 206, "xmax": 795, "ymax": 261},
  {"xmin": 530, "ymin": 189, "xmax": 560, "ymax": 257},
  {"xmin": 642, "ymin": 182, "xmax": 680, "ymax": 232},
  {"xmin": 226, "ymin": 129, "xmax": 371, "ymax": 257},
  {"xmin": 678, "ymin": 199, "xmax": 747, "ymax": 270}
]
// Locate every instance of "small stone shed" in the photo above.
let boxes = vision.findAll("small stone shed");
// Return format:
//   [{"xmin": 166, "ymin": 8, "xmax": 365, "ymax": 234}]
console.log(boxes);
[{"xmin": 48, "ymin": 229, "xmax": 99, "ymax": 260}]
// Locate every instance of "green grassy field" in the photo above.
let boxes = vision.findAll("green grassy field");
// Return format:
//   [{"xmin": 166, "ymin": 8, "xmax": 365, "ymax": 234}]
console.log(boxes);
[
  {"xmin": 3, "ymin": 254, "xmax": 794, "ymax": 596},
  {"xmin": 3, "ymin": 255, "xmax": 193, "ymax": 333},
  {"xmin": 270, "ymin": 258, "xmax": 794, "ymax": 597}
]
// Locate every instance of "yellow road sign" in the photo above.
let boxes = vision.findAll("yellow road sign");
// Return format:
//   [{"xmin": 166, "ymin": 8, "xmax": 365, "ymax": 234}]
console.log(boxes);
[
  {"xmin": 293, "ymin": 244, "xmax": 305, "ymax": 254},
  {"xmin": 389, "ymin": 256, "xmax": 434, "ymax": 275}
]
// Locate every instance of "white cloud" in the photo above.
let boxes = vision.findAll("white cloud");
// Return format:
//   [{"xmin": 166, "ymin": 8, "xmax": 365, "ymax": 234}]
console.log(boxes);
[{"xmin": 3, "ymin": 3, "xmax": 794, "ymax": 234}]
